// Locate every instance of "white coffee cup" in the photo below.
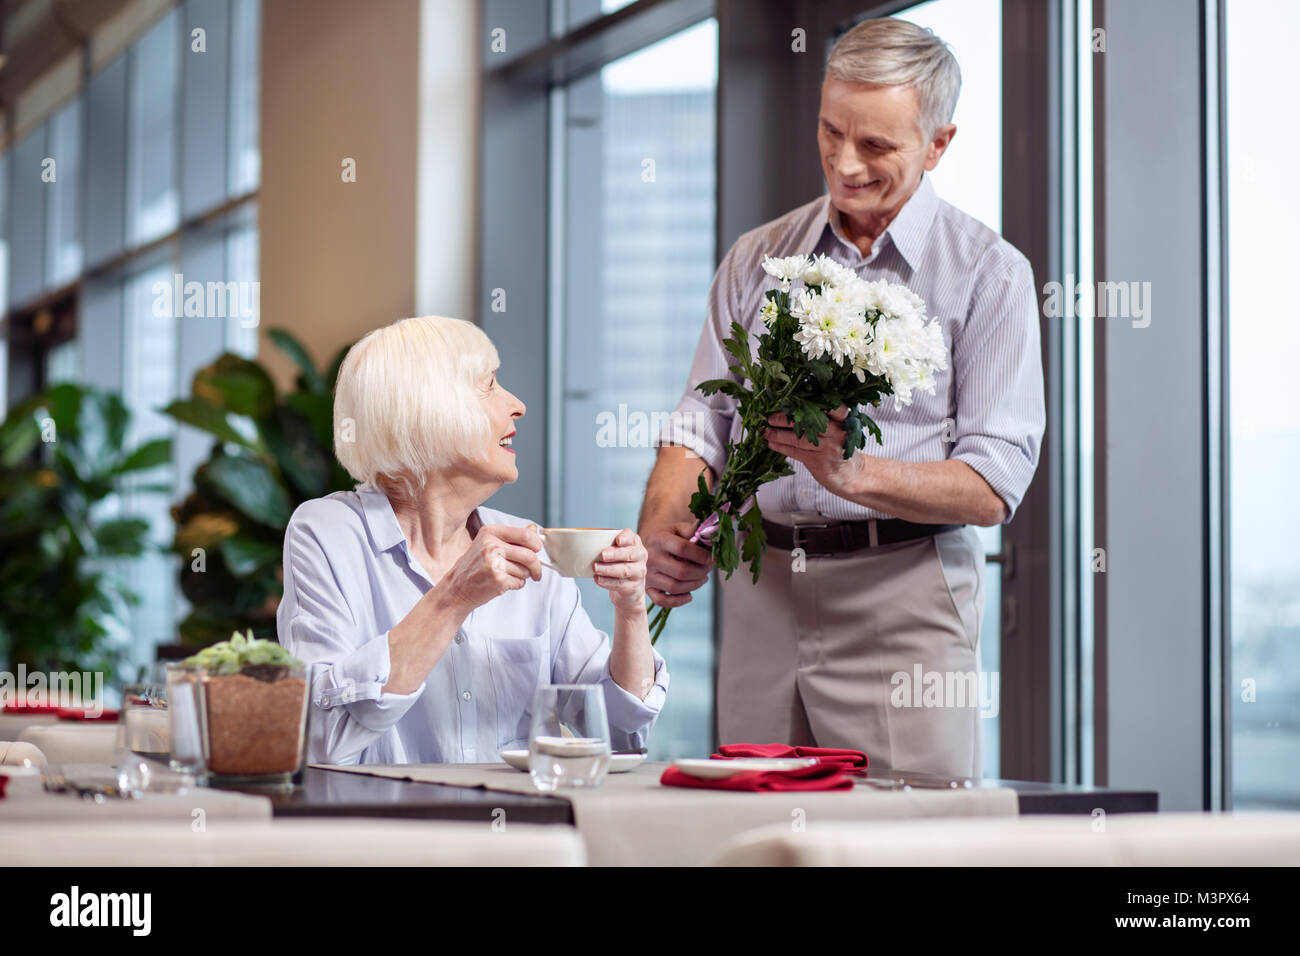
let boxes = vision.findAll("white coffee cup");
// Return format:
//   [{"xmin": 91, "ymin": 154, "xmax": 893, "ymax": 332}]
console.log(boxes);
[{"xmin": 537, "ymin": 527, "xmax": 621, "ymax": 578}]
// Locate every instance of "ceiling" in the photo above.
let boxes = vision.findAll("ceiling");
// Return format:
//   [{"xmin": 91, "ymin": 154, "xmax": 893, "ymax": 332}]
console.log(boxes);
[{"xmin": 0, "ymin": 0, "xmax": 132, "ymax": 112}]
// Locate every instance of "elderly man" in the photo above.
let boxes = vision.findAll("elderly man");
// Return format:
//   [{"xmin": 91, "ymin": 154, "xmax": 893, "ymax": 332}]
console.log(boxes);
[{"xmin": 639, "ymin": 18, "xmax": 1045, "ymax": 778}]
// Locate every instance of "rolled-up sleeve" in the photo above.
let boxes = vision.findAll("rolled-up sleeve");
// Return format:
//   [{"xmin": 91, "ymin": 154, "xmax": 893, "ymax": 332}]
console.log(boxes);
[
  {"xmin": 654, "ymin": 243, "xmax": 747, "ymax": 480},
  {"xmin": 278, "ymin": 519, "xmax": 425, "ymax": 764},
  {"xmin": 948, "ymin": 252, "xmax": 1046, "ymax": 522},
  {"xmin": 549, "ymin": 580, "xmax": 669, "ymax": 753}
]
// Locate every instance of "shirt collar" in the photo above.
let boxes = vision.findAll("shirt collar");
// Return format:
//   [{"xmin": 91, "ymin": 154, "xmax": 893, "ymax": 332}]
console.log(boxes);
[
  {"xmin": 820, "ymin": 172, "xmax": 939, "ymax": 271},
  {"xmin": 358, "ymin": 487, "xmax": 405, "ymax": 553},
  {"xmin": 356, "ymin": 486, "xmax": 484, "ymax": 554}
]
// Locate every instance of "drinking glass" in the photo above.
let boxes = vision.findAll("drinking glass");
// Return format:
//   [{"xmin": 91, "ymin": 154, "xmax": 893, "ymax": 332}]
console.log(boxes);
[
  {"xmin": 114, "ymin": 680, "xmax": 169, "ymax": 796},
  {"xmin": 528, "ymin": 684, "xmax": 611, "ymax": 791},
  {"xmin": 165, "ymin": 662, "xmax": 206, "ymax": 777}
]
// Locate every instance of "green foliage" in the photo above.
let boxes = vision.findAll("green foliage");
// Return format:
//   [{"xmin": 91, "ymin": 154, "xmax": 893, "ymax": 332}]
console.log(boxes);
[
  {"xmin": 163, "ymin": 329, "xmax": 354, "ymax": 648},
  {"xmin": 184, "ymin": 628, "xmax": 303, "ymax": 676},
  {"xmin": 0, "ymin": 384, "xmax": 172, "ymax": 676}
]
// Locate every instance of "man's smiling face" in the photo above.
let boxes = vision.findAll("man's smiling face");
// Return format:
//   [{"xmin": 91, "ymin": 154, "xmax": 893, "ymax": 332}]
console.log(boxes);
[{"xmin": 817, "ymin": 77, "xmax": 954, "ymax": 227}]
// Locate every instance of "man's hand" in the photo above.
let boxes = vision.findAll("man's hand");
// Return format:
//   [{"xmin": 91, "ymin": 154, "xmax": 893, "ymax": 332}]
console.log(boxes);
[
  {"xmin": 644, "ymin": 520, "xmax": 715, "ymax": 608},
  {"xmin": 762, "ymin": 405, "xmax": 867, "ymax": 500}
]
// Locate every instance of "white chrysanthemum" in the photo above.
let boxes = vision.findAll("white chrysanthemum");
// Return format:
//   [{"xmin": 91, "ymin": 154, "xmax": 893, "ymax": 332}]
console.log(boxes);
[
  {"xmin": 758, "ymin": 253, "xmax": 946, "ymax": 402},
  {"xmin": 762, "ymin": 254, "xmax": 813, "ymax": 290},
  {"xmin": 794, "ymin": 293, "xmax": 856, "ymax": 362},
  {"xmin": 801, "ymin": 254, "xmax": 854, "ymax": 290},
  {"xmin": 859, "ymin": 310, "xmax": 949, "ymax": 407},
  {"xmin": 759, "ymin": 297, "xmax": 780, "ymax": 326}
]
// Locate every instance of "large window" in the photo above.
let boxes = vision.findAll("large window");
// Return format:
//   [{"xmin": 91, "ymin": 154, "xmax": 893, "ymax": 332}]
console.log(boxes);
[
  {"xmin": 0, "ymin": 0, "xmax": 261, "ymax": 672},
  {"xmin": 553, "ymin": 20, "xmax": 719, "ymax": 759},
  {"xmin": 1225, "ymin": 0, "xmax": 1300, "ymax": 809}
]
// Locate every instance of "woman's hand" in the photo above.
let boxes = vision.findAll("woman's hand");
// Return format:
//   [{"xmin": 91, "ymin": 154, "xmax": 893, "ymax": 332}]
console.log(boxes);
[
  {"xmin": 593, "ymin": 529, "xmax": 649, "ymax": 614},
  {"xmin": 439, "ymin": 524, "xmax": 544, "ymax": 613}
]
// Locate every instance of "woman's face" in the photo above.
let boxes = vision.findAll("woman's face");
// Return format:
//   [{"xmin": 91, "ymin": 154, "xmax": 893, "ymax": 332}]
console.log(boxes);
[{"xmin": 473, "ymin": 367, "xmax": 526, "ymax": 485}]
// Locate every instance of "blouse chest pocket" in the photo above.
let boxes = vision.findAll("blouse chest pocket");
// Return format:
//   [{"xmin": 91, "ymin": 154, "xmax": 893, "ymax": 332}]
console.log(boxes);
[{"xmin": 488, "ymin": 628, "xmax": 552, "ymax": 748}]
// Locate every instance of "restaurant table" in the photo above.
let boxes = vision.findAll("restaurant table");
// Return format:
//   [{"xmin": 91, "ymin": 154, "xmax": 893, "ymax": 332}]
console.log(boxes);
[
  {"xmin": 0, "ymin": 767, "xmax": 272, "ymax": 823},
  {"xmin": 288, "ymin": 761, "xmax": 1110, "ymax": 867},
  {"xmin": 0, "ymin": 712, "xmax": 59, "ymax": 742},
  {"xmin": 18, "ymin": 723, "xmax": 119, "ymax": 765},
  {"xmin": 263, "ymin": 766, "xmax": 1157, "ymax": 820}
]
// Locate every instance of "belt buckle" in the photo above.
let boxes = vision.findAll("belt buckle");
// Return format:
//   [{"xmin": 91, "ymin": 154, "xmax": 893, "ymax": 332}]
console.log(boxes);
[{"xmin": 790, "ymin": 522, "xmax": 830, "ymax": 551}]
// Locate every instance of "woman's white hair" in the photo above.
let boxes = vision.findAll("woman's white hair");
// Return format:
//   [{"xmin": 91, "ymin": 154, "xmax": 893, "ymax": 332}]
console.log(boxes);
[
  {"xmin": 826, "ymin": 17, "xmax": 961, "ymax": 140},
  {"xmin": 333, "ymin": 315, "xmax": 500, "ymax": 500}
]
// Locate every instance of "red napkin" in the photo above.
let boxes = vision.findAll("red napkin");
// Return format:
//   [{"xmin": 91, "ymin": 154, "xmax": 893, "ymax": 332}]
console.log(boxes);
[
  {"xmin": 715, "ymin": 742, "xmax": 869, "ymax": 774},
  {"xmin": 3, "ymin": 702, "xmax": 60, "ymax": 714},
  {"xmin": 0, "ymin": 774, "xmax": 7, "ymax": 799},
  {"xmin": 660, "ymin": 762, "xmax": 854, "ymax": 792},
  {"xmin": 55, "ymin": 707, "xmax": 119, "ymax": 722}
]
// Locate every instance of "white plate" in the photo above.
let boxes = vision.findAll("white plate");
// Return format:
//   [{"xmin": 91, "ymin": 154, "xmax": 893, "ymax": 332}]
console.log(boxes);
[
  {"xmin": 671, "ymin": 757, "xmax": 819, "ymax": 779},
  {"xmin": 500, "ymin": 749, "xmax": 531, "ymax": 771},
  {"xmin": 498, "ymin": 749, "xmax": 647, "ymax": 773},
  {"xmin": 608, "ymin": 753, "xmax": 647, "ymax": 773}
]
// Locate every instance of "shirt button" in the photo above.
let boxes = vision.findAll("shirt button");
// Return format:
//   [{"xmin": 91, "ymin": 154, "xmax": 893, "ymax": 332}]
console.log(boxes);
[
  {"xmin": 455, "ymin": 633, "xmax": 464, "ymax": 645},
  {"xmin": 462, "ymin": 691, "xmax": 472, "ymax": 701}
]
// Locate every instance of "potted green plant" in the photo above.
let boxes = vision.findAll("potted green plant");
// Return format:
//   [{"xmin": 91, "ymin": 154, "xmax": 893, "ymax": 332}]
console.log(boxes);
[
  {"xmin": 162, "ymin": 328, "xmax": 355, "ymax": 650},
  {"xmin": 185, "ymin": 629, "xmax": 310, "ymax": 784},
  {"xmin": 0, "ymin": 383, "xmax": 172, "ymax": 678}
]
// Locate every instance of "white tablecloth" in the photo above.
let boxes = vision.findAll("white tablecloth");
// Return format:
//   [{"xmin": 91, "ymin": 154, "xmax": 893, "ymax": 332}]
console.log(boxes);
[
  {"xmin": 19, "ymin": 723, "xmax": 120, "ymax": 765},
  {"xmin": 713, "ymin": 812, "xmax": 1300, "ymax": 866},
  {"xmin": 0, "ymin": 713, "xmax": 59, "ymax": 741},
  {"xmin": 0, "ymin": 819, "xmax": 584, "ymax": 866},
  {"xmin": 316, "ymin": 761, "xmax": 1020, "ymax": 866},
  {"xmin": 0, "ymin": 769, "xmax": 272, "ymax": 823}
]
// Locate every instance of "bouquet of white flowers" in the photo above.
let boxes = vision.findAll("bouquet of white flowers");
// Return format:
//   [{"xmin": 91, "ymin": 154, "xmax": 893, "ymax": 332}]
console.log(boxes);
[{"xmin": 649, "ymin": 252, "xmax": 948, "ymax": 643}]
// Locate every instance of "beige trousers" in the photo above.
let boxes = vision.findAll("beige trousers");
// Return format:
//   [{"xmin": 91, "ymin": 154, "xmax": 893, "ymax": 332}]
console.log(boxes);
[{"xmin": 718, "ymin": 515, "xmax": 986, "ymax": 778}]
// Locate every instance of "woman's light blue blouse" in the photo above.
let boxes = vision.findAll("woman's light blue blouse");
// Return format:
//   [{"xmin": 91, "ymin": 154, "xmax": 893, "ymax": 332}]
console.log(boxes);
[{"xmin": 276, "ymin": 488, "xmax": 670, "ymax": 764}]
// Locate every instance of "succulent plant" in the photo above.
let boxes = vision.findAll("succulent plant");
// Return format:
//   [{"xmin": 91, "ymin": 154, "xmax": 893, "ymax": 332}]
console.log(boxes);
[{"xmin": 184, "ymin": 628, "xmax": 303, "ymax": 679}]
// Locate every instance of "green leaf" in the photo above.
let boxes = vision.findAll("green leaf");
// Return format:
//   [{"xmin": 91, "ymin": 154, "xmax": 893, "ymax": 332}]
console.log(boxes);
[
  {"xmin": 264, "ymin": 405, "xmax": 331, "ymax": 497},
  {"xmin": 114, "ymin": 437, "xmax": 173, "ymax": 475},
  {"xmin": 722, "ymin": 322, "xmax": 755, "ymax": 378},
  {"xmin": 194, "ymin": 355, "xmax": 277, "ymax": 419},
  {"xmin": 286, "ymin": 391, "xmax": 333, "ymax": 448},
  {"xmin": 759, "ymin": 358, "xmax": 790, "ymax": 387},
  {"xmin": 689, "ymin": 471, "xmax": 715, "ymax": 521},
  {"xmin": 324, "ymin": 344, "xmax": 352, "ymax": 394},
  {"xmin": 93, "ymin": 518, "xmax": 151, "ymax": 556},
  {"xmin": 269, "ymin": 328, "xmax": 326, "ymax": 394},
  {"xmin": 713, "ymin": 511, "xmax": 739, "ymax": 577},
  {"xmin": 697, "ymin": 378, "xmax": 747, "ymax": 400},
  {"xmin": 842, "ymin": 410, "xmax": 866, "ymax": 458},
  {"xmin": 0, "ymin": 408, "xmax": 43, "ymax": 466},
  {"xmin": 162, "ymin": 399, "xmax": 261, "ymax": 451},
  {"xmin": 205, "ymin": 455, "xmax": 293, "ymax": 528},
  {"xmin": 864, "ymin": 414, "xmax": 883, "ymax": 446},
  {"xmin": 739, "ymin": 505, "xmax": 765, "ymax": 583}
]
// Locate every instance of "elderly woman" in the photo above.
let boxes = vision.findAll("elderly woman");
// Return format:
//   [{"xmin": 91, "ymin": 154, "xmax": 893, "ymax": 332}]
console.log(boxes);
[{"xmin": 277, "ymin": 315, "xmax": 668, "ymax": 764}]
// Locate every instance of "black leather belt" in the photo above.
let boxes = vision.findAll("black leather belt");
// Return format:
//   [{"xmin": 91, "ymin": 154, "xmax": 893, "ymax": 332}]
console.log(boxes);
[{"xmin": 760, "ymin": 517, "xmax": 963, "ymax": 555}]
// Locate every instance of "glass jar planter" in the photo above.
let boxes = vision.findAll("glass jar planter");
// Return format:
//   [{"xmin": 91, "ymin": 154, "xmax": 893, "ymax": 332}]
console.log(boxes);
[{"xmin": 196, "ymin": 660, "xmax": 310, "ymax": 786}]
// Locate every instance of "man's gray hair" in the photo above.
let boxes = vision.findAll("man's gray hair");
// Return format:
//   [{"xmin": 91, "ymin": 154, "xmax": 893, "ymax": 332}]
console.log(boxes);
[{"xmin": 826, "ymin": 18, "xmax": 961, "ymax": 139}]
